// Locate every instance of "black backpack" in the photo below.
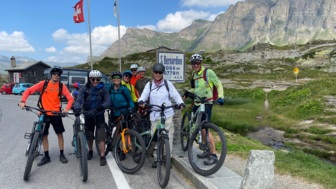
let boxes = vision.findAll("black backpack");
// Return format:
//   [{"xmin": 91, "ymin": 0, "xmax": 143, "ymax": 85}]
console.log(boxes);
[{"xmin": 37, "ymin": 79, "xmax": 63, "ymax": 109}]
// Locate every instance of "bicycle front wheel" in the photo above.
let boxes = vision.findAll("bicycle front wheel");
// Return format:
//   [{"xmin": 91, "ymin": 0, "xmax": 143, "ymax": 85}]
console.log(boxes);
[
  {"xmin": 157, "ymin": 137, "xmax": 171, "ymax": 188},
  {"xmin": 23, "ymin": 131, "xmax": 39, "ymax": 181},
  {"xmin": 77, "ymin": 131, "xmax": 88, "ymax": 182},
  {"xmin": 180, "ymin": 112, "xmax": 191, "ymax": 151},
  {"xmin": 188, "ymin": 122, "xmax": 227, "ymax": 176},
  {"xmin": 113, "ymin": 129, "xmax": 146, "ymax": 174}
]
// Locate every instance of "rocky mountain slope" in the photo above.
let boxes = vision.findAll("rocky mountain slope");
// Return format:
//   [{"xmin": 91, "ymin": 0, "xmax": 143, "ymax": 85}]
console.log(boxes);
[{"xmin": 100, "ymin": 0, "xmax": 336, "ymax": 59}]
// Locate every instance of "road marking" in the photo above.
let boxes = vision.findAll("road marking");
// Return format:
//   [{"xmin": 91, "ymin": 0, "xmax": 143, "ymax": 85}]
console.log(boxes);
[{"xmin": 107, "ymin": 155, "xmax": 130, "ymax": 189}]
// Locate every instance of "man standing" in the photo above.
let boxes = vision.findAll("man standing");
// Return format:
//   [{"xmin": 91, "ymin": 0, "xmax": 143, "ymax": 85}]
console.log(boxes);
[
  {"xmin": 73, "ymin": 70, "xmax": 111, "ymax": 166},
  {"xmin": 187, "ymin": 54, "xmax": 224, "ymax": 165},
  {"xmin": 135, "ymin": 66, "xmax": 150, "ymax": 98},
  {"xmin": 129, "ymin": 63, "xmax": 140, "ymax": 86},
  {"xmin": 19, "ymin": 66, "xmax": 74, "ymax": 166}
]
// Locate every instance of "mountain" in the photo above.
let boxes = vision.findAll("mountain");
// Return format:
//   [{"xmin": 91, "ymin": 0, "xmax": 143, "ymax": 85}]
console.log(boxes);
[{"xmin": 100, "ymin": 0, "xmax": 336, "ymax": 59}]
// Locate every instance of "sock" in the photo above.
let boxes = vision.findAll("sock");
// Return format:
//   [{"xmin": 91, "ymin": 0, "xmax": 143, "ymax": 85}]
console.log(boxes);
[
  {"xmin": 60, "ymin": 150, "xmax": 64, "ymax": 156},
  {"xmin": 44, "ymin": 151, "xmax": 50, "ymax": 158},
  {"xmin": 100, "ymin": 156, "xmax": 105, "ymax": 160}
]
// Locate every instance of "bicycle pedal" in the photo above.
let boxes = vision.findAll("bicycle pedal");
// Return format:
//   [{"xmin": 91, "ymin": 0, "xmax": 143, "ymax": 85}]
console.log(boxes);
[{"xmin": 24, "ymin": 133, "xmax": 31, "ymax": 139}]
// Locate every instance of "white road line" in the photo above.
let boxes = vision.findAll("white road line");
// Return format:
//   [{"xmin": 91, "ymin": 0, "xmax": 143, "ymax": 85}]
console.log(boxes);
[{"xmin": 107, "ymin": 155, "xmax": 131, "ymax": 189}]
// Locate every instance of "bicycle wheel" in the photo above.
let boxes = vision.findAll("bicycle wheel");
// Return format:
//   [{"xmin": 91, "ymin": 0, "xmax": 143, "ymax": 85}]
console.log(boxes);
[
  {"xmin": 187, "ymin": 122, "xmax": 227, "ymax": 176},
  {"xmin": 157, "ymin": 137, "xmax": 171, "ymax": 188},
  {"xmin": 23, "ymin": 131, "xmax": 39, "ymax": 181},
  {"xmin": 77, "ymin": 131, "xmax": 88, "ymax": 182},
  {"xmin": 180, "ymin": 112, "xmax": 191, "ymax": 151},
  {"xmin": 113, "ymin": 129, "xmax": 146, "ymax": 174}
]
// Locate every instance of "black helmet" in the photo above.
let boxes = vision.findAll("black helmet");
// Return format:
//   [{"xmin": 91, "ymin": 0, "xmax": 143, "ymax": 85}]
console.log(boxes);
[
  {"xmin": 50, "ymin": 66, "xmax": 63, "ymax": 75},
  {"xmin": 152, "ymin": 63, "xmax": 165, "ymax": 73},
  {"xmin": 123, "ymin": 70, "xmax": 132, "ymax": 78},
  {"xmin": 111, "ymin": 71, "xmax": 122, "ymax": 78}
]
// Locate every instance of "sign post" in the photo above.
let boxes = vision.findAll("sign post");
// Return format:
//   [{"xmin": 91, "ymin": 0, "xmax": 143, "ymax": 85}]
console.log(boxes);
[
  {"xmin": 293, "ymin": 67, "xmax": 299, "ymax": 83},
  {"xmin": 157, "ymin": 51, "xmax": 185, "ymax": 82}
]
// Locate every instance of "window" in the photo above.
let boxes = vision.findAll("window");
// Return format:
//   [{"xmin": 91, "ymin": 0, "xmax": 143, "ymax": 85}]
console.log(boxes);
[
  {"xmin": 71, "ymin": 77, "xmax": 86, "ymax": 85},
  {"xmin": 31, "ymin": 70, "xmax": 36, "ymax": 76}
]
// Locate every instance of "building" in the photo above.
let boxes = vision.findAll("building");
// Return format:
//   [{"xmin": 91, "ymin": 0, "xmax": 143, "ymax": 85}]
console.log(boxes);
[{"xmin": 5, "ymin": 57, "xmax": 51, "ymax": 84}]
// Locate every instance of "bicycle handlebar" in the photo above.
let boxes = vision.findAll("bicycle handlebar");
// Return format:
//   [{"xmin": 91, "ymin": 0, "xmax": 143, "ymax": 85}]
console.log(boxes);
[
  {"xmin": 144, "ymin": 103, "xmax": 179, "ymax": 112},
  {"xmin": 183, "ymin": 90, "xmax": 210, "ymax": 104},
  {"xmin": 20, "ymin": 105, "xmax": 65, "ymax": 116}
]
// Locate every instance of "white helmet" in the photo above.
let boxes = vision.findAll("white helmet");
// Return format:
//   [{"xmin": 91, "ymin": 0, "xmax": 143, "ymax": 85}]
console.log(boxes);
[
  {"xmin": 130, "ymin": 64, "xmax": 138, "ymax": 69},
  {"xmin": 190, "ymin": 53, "xmax": 203, "ymax": 62},
  {"xmin": 137, "ymin": 66, "xmax": 146, "ymax": 72},
  {"xmin": 89, "ymin": 70, "xmax": 102, "ymax": 78}
]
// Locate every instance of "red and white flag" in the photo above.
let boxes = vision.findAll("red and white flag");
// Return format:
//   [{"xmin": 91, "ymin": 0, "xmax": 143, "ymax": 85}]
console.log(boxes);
[{"xmin": 73, "ymin": 0, "xmax": 84, "ymax": 23}]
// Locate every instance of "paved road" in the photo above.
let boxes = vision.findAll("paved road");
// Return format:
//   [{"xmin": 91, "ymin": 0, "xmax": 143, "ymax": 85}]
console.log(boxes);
[{"xmin": 0, "ymin": 94, "xmax": 195, "ymax": 189}]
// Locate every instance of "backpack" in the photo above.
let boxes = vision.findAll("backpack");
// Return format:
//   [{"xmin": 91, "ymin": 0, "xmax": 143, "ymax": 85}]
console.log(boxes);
[
  {"xmin": 83, "ymin": 85, "xmax": 104, "ymax": 101},
  {"xmin": 191, "ymin": 68, "xmax": 218, "ymax": 101},
  {"xmin": 37, "ymin": 79, "xmax": 63, "ymax": 109}
]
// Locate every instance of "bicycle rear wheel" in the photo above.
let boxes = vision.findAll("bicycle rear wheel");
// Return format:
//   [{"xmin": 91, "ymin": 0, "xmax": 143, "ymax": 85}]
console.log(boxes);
[
  {"xmin": 157, "ymin": 137, "xmax": 171, "ymax": 188},
  {"xmin": 180, "ymin": 112, "xmax": 191, "ymax": 151},
  {"xmin": 23, "ymin": 131, "xmax": 39, "ymax": 181},
  {"xmin": 113, "ymin": 129, "xmax": 146, "ymax": 174},
  {"xmin": 77, "ymin": 131, "xmax": 88, "ymax": 182},
  {"xmin": 187, "ymin": 122, "xmax": 227, "ymax": 176}
]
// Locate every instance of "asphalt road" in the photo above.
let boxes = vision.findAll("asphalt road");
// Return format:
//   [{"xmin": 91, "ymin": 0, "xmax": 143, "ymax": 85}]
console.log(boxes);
[{"xmin": 0, "ymin": 94, "xmax": 195, "ymax": 189}]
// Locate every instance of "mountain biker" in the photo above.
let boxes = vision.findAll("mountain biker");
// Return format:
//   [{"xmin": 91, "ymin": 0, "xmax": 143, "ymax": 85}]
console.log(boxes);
[
  {"xmin": 129, "ymin": 63, "xmax": 140, "ymax": 86},
  {"xmin": 135, "ymin": 66, "xmax": 150, "ymax": 98},
  {"xmin": 138, "ymin": 63, "xmax": 185, "ymax": 168},
  {"xmin": 122, "ymin": 70, "xmax": 138, "ymax": 108},
  {"xmin": 109, "ymin": 71, "xmax": 135, "ymax": 122},
  {"xmin": 185, "ymin": 53, "xmax": 224, "ymax": 166},
  {"xmin": 18, "ymin": 66, "xmax": 74, "ymax": 166},
  {"xmin": 73, "ymin": 70, "xmax": 111, "ymax": 166}
]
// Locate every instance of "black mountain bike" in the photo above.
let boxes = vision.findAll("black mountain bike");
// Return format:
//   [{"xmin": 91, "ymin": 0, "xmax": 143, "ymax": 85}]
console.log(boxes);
[
  {"xmin": 180, "ymin": 90, "xmax": 227, "ymax": 176},
  {"xmin": 96, "ymin": 108, "xmax": 146, "ymax": 174},
  {"xmin": 22, "ymin": 106, "xmax": 63, "ymax": 181}
]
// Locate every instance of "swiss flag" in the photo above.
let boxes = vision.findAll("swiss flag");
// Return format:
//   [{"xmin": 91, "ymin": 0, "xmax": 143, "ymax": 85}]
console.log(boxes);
[{"xmin": 73, "ymin": 0, "xmax": 84, "ymax": 23}]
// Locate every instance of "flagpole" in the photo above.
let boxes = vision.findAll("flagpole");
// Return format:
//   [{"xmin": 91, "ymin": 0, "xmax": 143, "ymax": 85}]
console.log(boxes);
[
  {"xmin": 87, "ymin": 0, "xmax": 93, "ymax": 70},
  {"xmin": 116, "ymin": 0, "xmax": 121, "ymax": 72}
]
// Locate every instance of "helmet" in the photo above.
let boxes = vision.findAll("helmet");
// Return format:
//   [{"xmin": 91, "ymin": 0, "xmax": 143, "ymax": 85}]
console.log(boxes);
[
  {"xmin": 137, "ymin": 67, "xmax": 146, "ymax": 72},
  {"xmin": 50, "ymin": 66, "xmax": 63, "ymax": 75},
  {"xmin": 89, "ymin": 70, "xmax": 102, "ymax": 78},
  {"xmin": 123, "ymin": 70, "xmax": 132, "ymax": 78},
  {"xmin": 73, "ymin": 82, "xmax": 80, "ymax": 89},
  {"xmin": 190, "ymin": 53, "xmax": 203, "ymax": 62},
  {"xmin": 152, "ymin": 63, "xmax": 165, "ymax": 72},
  {"xmin": 130, "ymin": 64, "xmax": 138, "ymax": 69},
  {"xmin": 111, "ymin": 71, "xmax": 122, "ymax": 78}
]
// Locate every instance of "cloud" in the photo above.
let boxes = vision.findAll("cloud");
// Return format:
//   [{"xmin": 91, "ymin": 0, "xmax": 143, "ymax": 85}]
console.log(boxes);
[
  {"xmin": 50, "ymin": 25, "xmax": 127, "ymax": 63},
  {"xmin": 0, "ymin": 31, "xmax": 35, "ymax": 52},
  {"xmin": 45, "ymin": 46, "xmax": 57, "ymax": 53},
  {"xmin": 181, "ymin": 0, "xmax": 242, "ymax": 7},
  {"xmin": 155, "ymin": 10, "xmax": 217, "ymax": 33}
]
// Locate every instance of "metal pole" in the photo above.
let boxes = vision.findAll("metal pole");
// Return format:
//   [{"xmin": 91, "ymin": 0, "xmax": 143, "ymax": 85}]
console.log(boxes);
[
  {"xmin": 87, "ymin": 0, "xmax": 93, "ymax": 70},
  {"xmin": 117, "ymin": 0, "xmax": 121, "ymax": 72}
]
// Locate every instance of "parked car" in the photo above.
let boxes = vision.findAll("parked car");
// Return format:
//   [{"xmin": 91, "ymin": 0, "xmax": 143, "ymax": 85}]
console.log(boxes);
[
  {"xmin": 0, "ymin": 83, "xmax": 15, "ymax": 95},
  {"xmin": 12, "ymin": 83, "xmax": 34, "ymax": 95}
]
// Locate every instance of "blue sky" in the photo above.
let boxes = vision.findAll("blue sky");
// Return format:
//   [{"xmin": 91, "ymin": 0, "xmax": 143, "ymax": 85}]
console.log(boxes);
[{"xmin": 0, "ymin": 0, "xmax": 241, "ymax": 64}]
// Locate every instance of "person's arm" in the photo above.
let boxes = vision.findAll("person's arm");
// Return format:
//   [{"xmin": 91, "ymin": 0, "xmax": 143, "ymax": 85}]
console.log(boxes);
[
  {"xmin": 138, "ymin": 82, "xmax": 150, "ymax": 103},
  {"xmin": 124, "ymin": 88, "xmax": 134, "ymax": 108},
  {"xmin": 19, "ymin": 81, "xmax": 44, "ymax": 107},
  {"xmin": 102, "ymin": 87, "xmax": 112, "ymax": 108},
  {"xmin": 167, "ymin": 81, "xmax": 184, "ymax": 105},
  {"xmin": 73, "ymin": 86, "xmax": 85, "ymax": 110},
  {"xmin": 131, "ymin": 85, "xmax": 138, "ymax": 102},
  {"xmin": 208, "ymin": 69, "xmax": 224, "ymax": 99},
  {"xmin": 62, "ymin": 84, "xmax": 74, "ymax": 112}
]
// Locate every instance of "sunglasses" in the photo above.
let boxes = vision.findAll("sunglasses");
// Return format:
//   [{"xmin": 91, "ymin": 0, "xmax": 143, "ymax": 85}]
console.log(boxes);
[
  {"xmin": 191, "ymin": 62, "xmax": 201, "ymax": 66},
  {"xmin": 124, "ymin": 75, "xmax": 131, "ymax": 78},
  {"xmin": 52, "ymin": 72, "xmax": 61, "ymax": 76},
  {"xmin": 131, "ymin": 69, "xmax": 137, "ymax": 72},
  {"xmin": 154, "ymin": 71, "xmax": 163, "ymax": 75},
  {"xmin": 90, "ymin": 78, "xmax": 100, "ymax": 82},
  {"xmin": 112, "ymin": 76, "xmax": 121, "ymax": 79}
]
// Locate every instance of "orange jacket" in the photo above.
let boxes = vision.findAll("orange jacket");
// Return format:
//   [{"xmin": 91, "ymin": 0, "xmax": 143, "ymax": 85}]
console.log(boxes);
[{"xmin": 21, "ymin": 80, "xmax": 74, "ymax": 115}]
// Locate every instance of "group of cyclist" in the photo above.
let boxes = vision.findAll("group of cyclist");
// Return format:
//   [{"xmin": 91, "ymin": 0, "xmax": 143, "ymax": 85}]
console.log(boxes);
[{"xmin": 18, "ymin": 53, "xmax": 224, "ymax": 168}]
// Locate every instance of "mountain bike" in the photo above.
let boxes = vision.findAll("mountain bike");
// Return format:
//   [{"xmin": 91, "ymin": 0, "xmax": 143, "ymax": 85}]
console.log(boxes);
[
  {"xmin": 66, "ymin": 110, "xmax": 89, "ymax": 182},
  {"xmin": 180, "ymin": 90, "xmax": 227, "ymax": 176},
  {"xmin": 21, "ymin": 106, "xmax": 63, "ymax": 181},
  {"xmin": 135, "ymin": 103, "xmax": 179, "ymax": 188},
  {"xmin": 96, "ymin": 108, "xmax": 146, "ymax": 174}
]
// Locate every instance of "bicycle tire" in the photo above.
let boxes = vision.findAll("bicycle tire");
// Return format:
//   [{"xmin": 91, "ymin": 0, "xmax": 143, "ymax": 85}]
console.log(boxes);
[
  {"xmin": 77, "ymin": 131, "xmax": 88, "ymax": 182},
  {"xmin": 157, "ymin": 137, "xmax": 171, "ymax": 188},
  {"xmin": 187, "ymin": 122, "xmax": 227, "ymax": 176},
  {"xmin": 180, "ymin": 112, "xmax": 191, "ymax": 151},
  {"xmin": 23, "ymin": 131, "xmax": 39, "ymax": 181},
  {"xmin": 113, "ymin": 129, "xmax": 146, "ymax": 174}
]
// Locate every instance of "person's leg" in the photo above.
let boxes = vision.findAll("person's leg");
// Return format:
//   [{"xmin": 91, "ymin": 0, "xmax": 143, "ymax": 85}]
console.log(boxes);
[
  {"xmin": 37, "ymin": 119, "xmax": 51, "ymax": 166},
  {"xmin": 164, "ymin": 116, "xmax": 174, "ymax": 155},
  {"xmin": 52, "ymin": 116, "xmax": 68, "ymax": 163},
  {"xmin": 85, "ymin": 117, "xmax": 95, "ymax": 160},
  {"xmin": 96, "ymin": 114, "xmax": 107, "ymax": 166},
  {"xmin": 150, "ymin": 119, "xmax": 159, "ymax": 168}
]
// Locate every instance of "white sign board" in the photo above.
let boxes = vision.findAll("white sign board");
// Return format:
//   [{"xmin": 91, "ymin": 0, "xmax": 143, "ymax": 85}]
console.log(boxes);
[
  {"xmin": 157, "ymin": 52, "xmax": 185, "ymax": 82},
  {"xmin": 13, "ymin": 72, "xmax": 20, "ymax": 83}
]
